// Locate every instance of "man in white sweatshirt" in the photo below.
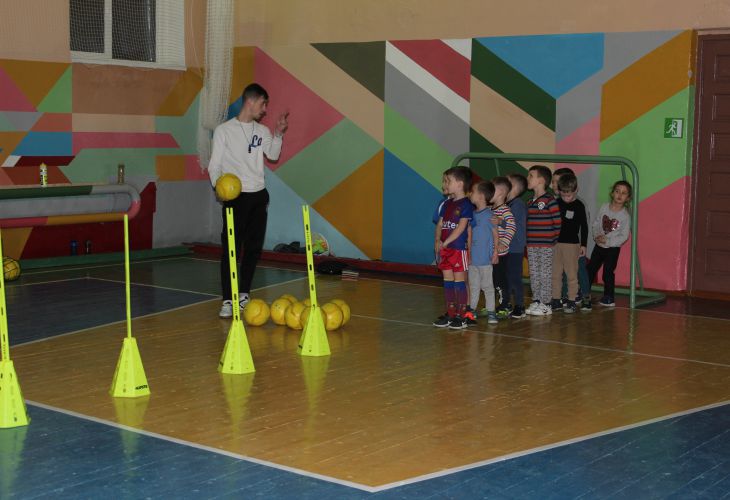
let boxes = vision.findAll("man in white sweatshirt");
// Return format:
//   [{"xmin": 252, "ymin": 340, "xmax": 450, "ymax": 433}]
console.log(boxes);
[{"xmin": 208, "ymin": 83, "xmax": 289, "ymax": 318}]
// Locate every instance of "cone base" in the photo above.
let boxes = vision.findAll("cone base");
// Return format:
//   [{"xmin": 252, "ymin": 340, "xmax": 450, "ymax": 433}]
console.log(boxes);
[
  {"xmin": 219, "ymin": 319, "xmax": 255, "ymax": 374},
  {"xmin": 298, "ymin": 306, "xmax": 331, "ymax": 357},
  {"xmin": 110, "ymin": 337, "xmax": 151, "ymax": 398},
  {"xmin": 0, "ymin": 360, "xmax": 30, "ymax": 428}
]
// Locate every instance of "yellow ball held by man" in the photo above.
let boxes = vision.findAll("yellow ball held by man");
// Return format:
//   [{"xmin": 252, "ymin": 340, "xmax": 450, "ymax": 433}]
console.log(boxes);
[
  {"xmin": 321, "ymin": 302, "xmax": 344, "ymax": 330},
  {"xmin": 3, "ymin": 257, "xmax": 20, "ymax": 281},
  {"xmin": 215, "ymin": 173, "xmax": 242, "ymax": 201},
  {"xmin": 270, "ymin": 298, "xmax": 291, "ymax": 326},
  {"xmin": 285, "ymin": 301, "xmax": 306, "ymax": 330},
  {"xmin": 243, "ymin": 298, "xmax": 270, "ymax": 326},
  {"xmin": 330, "ymin": 299, "xmax": 350, "ymax": 325}
]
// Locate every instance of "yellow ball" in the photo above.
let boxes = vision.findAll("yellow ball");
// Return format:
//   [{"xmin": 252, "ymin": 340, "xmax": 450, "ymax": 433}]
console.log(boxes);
[
  {"xmin": 279, "ymin": 294, "xmax": 297, "ymax": 304},
  {"xmin": 215, "ymin": 173, "xmax": 242, "ymax": 201},
  {"xmin": 2, "ymin": 257, "xmax": 20, "ymax": 281},
  {"xmin": 243, "ymin": 298, "xmax": 270, "ymax": 326},
  {"xmin": 321, "ymin": 302, "xmax": 344, "ymax": 330},
  {"xmin": 285, "ymin": 302, "xmax": 306, "ymax": 330},
  {"xmin": 302, "ymin": 298, "xmax": 311, "ymax": 307},
  {"xmin": 270, "ymin": 298, "xmax": 291, "ymax": 325},
  {"xmin": 330, "ymin": 299, "xmax": 350, "ymax": 325}
]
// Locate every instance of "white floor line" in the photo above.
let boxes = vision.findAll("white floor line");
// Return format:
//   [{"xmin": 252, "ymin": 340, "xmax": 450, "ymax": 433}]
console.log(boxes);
[
  {"xmin": 5, "ymin": 276, "xmax": 88, "ymax": 288},
  {"xmin": 351, "ymin": 313, "xmax": 730, "ymax": 368},
  {"xmin": 613, "ymin": 303, "xmax": 730, "ymax": 322},
  {"xmin": 251, "ymin": 276, "xmax": 308, "ymax": 291},
  {"xmin": 25, "ymin": 400, "xmax": 378, "ymax": 493},
  {"xmin": 89, "ymin": 276, "xmax": 219, "ymax": 297},
  {"xmin": 369, "ymin": 399, "xmax": 730, "ymax": 492},
  {"xmin": 13, "ymin": 298, "xmax": 220, "ymax": 348},
  {"xmin": 180, "ymin": 257, "xmax": 307, "ymax": 273},
  {"xmin": 21, "ymin": 256, "xmax": 188, "ymax": 275}
]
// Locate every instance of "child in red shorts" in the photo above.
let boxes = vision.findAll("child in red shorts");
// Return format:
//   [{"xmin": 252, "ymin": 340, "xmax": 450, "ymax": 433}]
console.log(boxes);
[{"xmin": 433, "ymin": 166, "xmax": 473, "ymax": 329}]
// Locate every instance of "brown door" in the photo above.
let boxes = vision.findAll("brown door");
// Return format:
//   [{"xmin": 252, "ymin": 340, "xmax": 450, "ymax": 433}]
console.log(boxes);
[{"xmin": 691, "ymin": 35, "xmax": 730, "ymax": 296}]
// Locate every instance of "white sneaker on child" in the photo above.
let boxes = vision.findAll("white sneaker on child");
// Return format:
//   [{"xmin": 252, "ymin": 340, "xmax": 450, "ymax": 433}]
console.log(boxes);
[
  {"xmin": 531, "ymin": 303, "xmax": 552, "ymax": 316},
  {"xmin": 526, "ymin": 301, "xmax": 541, "ymax": 315}
]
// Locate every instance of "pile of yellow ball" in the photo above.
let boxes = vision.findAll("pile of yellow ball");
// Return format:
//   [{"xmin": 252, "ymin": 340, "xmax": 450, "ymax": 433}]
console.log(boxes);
[{"xmin": 243, "ymin": 293, "xmax": 350, "ymax": 331}]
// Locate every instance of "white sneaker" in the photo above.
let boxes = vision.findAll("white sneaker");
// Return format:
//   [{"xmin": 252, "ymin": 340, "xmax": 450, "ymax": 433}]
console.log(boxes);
[
  {"xmin": 219, "ymin": 300, "xmax": 233, "ymax": 318},
  {"xmin": 239, "ymin": 293, "xmax": 250, "ymax": 309},
  {"xmin": 531, "ymin": 303, "xmax": 552, "ymax": 316},
  {"xmin": 526, "ymin": 301, "xmax": 541, "ymax": 315}
]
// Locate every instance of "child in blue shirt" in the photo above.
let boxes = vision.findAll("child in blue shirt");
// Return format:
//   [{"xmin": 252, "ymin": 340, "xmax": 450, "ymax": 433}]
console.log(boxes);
[
  {"xmin": 467, "ymin": 181, "xmax": 499, "ymax": 324},
  {"xmin": 505, "ymin": 173, "xmax": 528, "ymax": 318}
]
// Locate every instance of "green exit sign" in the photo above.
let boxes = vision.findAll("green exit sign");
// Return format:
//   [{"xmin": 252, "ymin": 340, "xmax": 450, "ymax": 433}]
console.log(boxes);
[{"xmin": 664, "ymin": 118, "xmax": 684, "ymax": 138}]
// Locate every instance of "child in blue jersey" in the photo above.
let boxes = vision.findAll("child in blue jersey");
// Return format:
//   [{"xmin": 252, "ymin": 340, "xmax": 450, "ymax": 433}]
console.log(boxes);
[
  {"xmin": 467, "ymin": 181, "xmax": 499, "ymax": 324},
  {"xmin": 433, "ymin": 166, "xmax": 474, "ymax": 329}
]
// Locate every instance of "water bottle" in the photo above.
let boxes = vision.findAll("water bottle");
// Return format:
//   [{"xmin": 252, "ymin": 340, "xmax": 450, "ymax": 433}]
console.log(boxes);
[
  {"xmin": 40, "ymin": 164, "xmax": 48, "ymax": 186},
  {"xmin": 117, "ymin": 163, "xmax": 125, "ymax": 184},
  {"xmin": 85, "ymin": 240, "xmax": 92, "ymax": 254},
  {"xmin": 70, "ymin": 240, "xmax": 78, "ymax": 256}
]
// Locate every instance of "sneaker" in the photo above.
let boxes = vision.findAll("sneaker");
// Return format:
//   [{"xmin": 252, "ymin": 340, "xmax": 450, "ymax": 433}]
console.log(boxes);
[
  {"xmin": 449, "ymin": 315, "xmax": 468, "ymax": 329},
  {"xmin": 581, "ymin": 297, "xmax": 592, "ymax": 311},
  {"xmin": 563, "ymin": 300, "xmax": 576, "ymax": 314},
  {"xmin": 463, "ymin": 309, "xmax": 478, "ymax": 326},
  {"xmin": 510, "ymin": 305, "xmax": 526, "ymax": 319},
  {"xmin": 487, "ymin": 311, "xmax": 498, "ymax": 324},
  {"xmin": 433, "ymin": 314, "xmax": 451, "ymax": 327},
  {"xmin": 526, "ymin": 301, "xmax": 541, "ymax": 315},
  {"xmin": 550, "ymin": 299, "xmax": 563, "ymax": 311},
  {"xmin": 239, "ymin": 293, "xmax": 250, "ymax": 309},
  {"xmin": 496, "ymin": 308, "xmax": 511, "ymax": 320},
  {"xmin": 531, "ymin": 303, "xmax": 552, "ymax": 316},
  {"xmin": 219, "ymin": 300, "xmax": 234, "ymax": 319},
  {"xmin": 599, "ymin": 296, "xmax": 615, "ymax": 307}
]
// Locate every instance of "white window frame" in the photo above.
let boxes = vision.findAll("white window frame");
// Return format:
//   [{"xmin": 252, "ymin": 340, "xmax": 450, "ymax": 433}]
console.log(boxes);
[{"xmin": 71, "ymin": 0, "xmax": 185, "ymax": 70}]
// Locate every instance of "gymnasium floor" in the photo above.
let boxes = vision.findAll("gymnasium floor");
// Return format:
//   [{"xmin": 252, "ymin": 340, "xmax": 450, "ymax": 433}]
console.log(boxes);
[{"xmin": 2, "ymin": 255, "xmax": 729, "ymax": 498}]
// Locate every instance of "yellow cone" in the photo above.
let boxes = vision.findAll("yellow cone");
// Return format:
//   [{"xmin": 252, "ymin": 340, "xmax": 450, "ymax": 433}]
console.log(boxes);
[
  {"xmin": 0, "ymin": 360, "xmax": 29, "ymax": 428},
  {"xmin": 219, "ymin": 319, "xmax": 255, "ymax": 374},
  {"xmin": 110, "ymin": 337, "xmax": 150, "ymax": 398},
  {"xmin": 298, "ymin": 305, "xmax": 331, "ymax": 357},
  {"xmin": 0, "ymin": 424, "xmax": 27, "ymax": 497}
]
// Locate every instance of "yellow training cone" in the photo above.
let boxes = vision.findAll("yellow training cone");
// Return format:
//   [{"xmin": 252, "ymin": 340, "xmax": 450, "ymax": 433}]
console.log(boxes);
[
  {"xmin": 0, "ymin": 360, "xmax": 29, "ymax": 428},
  {"xmin": 298, "ymin": 305, "xmax": 330, "ymax": 357},
  {"xmin": 297, "ymin": 205, "xmax": 331, "ymax": 357},
  {"xmin": 110, "ymin": 337, "xmax": 150, "ymax": 398},
  {"xmin": 219, "ymin": 319, "xmax": 255, "ymax": 374}
]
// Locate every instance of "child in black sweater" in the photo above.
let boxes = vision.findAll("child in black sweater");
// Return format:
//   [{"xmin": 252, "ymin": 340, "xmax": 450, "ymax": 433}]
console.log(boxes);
[{"xmin": 550, "ymin": 173, "xmax": 587, "ymax": 313}]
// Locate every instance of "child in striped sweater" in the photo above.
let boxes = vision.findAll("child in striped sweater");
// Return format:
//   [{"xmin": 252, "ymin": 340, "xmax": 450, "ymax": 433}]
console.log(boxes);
[
  {"xmin": 491, "ymin": 176, "xmax": 516, "ymax": 318},
  {"xmin": 525, "ymin": 165, "xmax": 562, "ymax": 316}
]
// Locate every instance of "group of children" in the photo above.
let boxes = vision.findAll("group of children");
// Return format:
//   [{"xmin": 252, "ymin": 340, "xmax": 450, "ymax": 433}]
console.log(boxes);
[{"xmin": 433, "ymin": 165, "xmax": 632, "ymax": 329}]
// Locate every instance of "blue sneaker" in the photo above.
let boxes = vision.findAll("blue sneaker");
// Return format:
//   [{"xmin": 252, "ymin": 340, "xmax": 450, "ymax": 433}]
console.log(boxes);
[
  {"xmin": 599, "ymin": 296, "xmax": 615, "ymax": 307},
  {"xmin": 487, "ymin": 311, "xmax": 498, "ymax": 324}
]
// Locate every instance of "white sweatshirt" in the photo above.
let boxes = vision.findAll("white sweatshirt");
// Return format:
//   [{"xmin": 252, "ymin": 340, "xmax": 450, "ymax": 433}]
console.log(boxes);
[
  {"xmin": 208, "ymin": 118, "xmax": 283, "ymax": 192},
  {"xmin": 592, "ymin": 203, "xmax": 631, "ymax": 248}
]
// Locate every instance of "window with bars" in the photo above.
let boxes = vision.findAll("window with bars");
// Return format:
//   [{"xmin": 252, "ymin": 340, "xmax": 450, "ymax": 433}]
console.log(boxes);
[{"xmin": 70, "ymin": 0, "xmax": 184, "ymax": 69}]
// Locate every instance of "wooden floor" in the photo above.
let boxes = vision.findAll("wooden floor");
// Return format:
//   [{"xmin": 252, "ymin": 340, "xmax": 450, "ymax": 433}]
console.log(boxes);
[{"xmin": 3, "ymin": 256, "xmax": 730, "ymax": 497}]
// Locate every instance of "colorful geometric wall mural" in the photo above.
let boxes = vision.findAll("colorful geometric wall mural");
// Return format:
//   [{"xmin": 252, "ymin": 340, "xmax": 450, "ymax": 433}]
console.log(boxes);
[{"xmin": 0, "ymin": 30, "xmax": 695, "ymax": 291}]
